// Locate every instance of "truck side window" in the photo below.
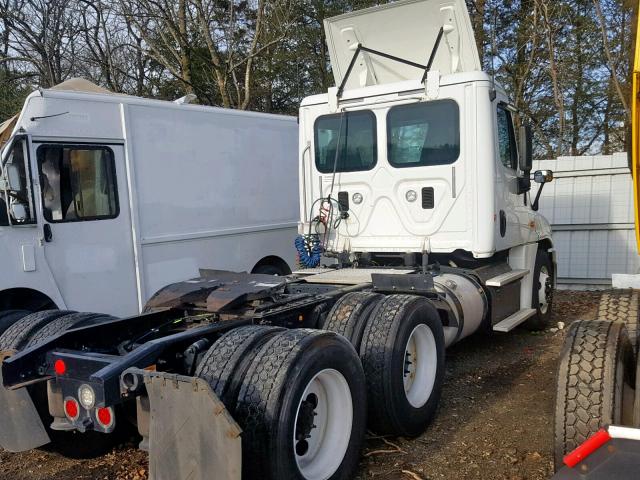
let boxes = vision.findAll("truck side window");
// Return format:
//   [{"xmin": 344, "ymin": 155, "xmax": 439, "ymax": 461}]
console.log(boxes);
[
  {"xmin": 497, "ymin": 107, "xmax": 518, "ymax": 170},
  {"xmin": 387, "ymin": 100, "xmax": 460, "ymax": 167},
  {"xmin": 37, "ymin": 145, "xmax": 119, "ymax": 222},
  {"xmin": 314, "ymin": 111, "xmax": 377, "ymax": 173}
]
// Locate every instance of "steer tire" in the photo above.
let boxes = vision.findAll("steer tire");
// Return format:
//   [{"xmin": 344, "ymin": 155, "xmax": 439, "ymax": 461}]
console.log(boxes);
[
  {"xmin": 0, "ymin": 310, "xmax": 31, "ymax": 337},
  {"xmin": 359, "ymin": 294, "xmax": 445, "ymax": 437},
  {"xmin": 525, "ymin": 248, "xmax": 554, "ymax": 331},
  {"xmin": 323, "ymin": 292, "xmax": 384, "ymax": 349},
  {"xmin": 553, "ymin": 320, "xmax": 636, "ymax": 471},
  {"xmin": 0, "ymin": 310, "xmax": 73, "ymax": 351},
  {"xmin": 598, "ymin": 290, "xmax": 639, "ymax": 353},
  {"xmin": 235, "ymin": 329, "xmax": 366, "ymax": 480},
  {"xmin": 195, "ymin": 325, "xmax": 284, "ymax": 412}
]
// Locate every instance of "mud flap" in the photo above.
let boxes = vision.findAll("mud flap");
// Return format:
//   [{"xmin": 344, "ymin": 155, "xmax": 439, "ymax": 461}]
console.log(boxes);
[
  {"xmin": 0, "ymin": 369, "xmax": 50, "ymax": 452},
  {"xmin": 139, "ymin": 370, "xmax": 242, "ymax": 480}
]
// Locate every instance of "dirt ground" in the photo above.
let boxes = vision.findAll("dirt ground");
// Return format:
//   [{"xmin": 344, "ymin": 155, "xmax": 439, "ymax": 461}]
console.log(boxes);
[{"xmin": 0, "ymin": 290, "xmax": 603, "ymax": 480}]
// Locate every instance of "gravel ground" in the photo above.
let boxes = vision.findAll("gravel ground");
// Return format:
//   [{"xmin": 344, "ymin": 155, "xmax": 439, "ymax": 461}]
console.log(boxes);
[{"xmin": 0, "ymin": 290, "xmax": 603, "ymax": 480}]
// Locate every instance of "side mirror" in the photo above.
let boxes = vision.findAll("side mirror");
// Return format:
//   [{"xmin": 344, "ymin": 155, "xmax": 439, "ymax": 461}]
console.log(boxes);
[
  {"xmin": 533, "ymin": 169, "xmax": 553, "ymax": 184},
  {"xmin": 9, "ymin": 201, "xmax": 27, "ymax": 223},
  {"xmin": 6, "ymin": 163, "xmax": 22, "ymax": 191},
  {"xmin": 518, "ymin": 124, "xmax": 533, "ymax": 173},
  {"xmin": 531, "ymin": 169, "xmax": 554, "ymax": 212}
]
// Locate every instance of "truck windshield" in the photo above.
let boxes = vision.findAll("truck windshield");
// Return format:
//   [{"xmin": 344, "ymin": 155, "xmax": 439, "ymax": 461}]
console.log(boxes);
[
  {"xmin": 1, "ymin": 138, "xmax": 35, "ymax": 225},
  {"xmin": 314, "ymin": 111, "xmax": 377, "ymax": 173},
  {"xmin": 387, "ymin": 100, "xmax": 460, "ymax": 167}
]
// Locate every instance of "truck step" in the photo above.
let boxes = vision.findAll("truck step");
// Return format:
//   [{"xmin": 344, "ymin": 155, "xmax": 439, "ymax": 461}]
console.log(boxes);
[
  {"xmin": 493, "ymin": 308, "xmax": 537, "ymax": 332},
  {"xmin": 485, "ymin": 269, "xmax": 529, "ymax": 287}
]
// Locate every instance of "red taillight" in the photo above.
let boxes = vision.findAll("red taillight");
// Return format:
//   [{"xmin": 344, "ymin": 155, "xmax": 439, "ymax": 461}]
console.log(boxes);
[
  {"xmin": 96, "ymin": 407, "xmax": 114, "ymax": 428},
  {"xmin": 563, "ymin": 428, "xmax": 612, "ymax": 467},
  {"xmin": 64, "ymin": 398, "xmax": 79, "ymax": 420},
  {"xmin": 54, "ymin": 359, "xmax": 66, "ymax": 375}
]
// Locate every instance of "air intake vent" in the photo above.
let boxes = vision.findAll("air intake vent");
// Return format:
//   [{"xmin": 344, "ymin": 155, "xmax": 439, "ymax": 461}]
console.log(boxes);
[
  {"xmin": 421, "ymin": 187, "xmax": 434, "ymax": 209},
  {"xmin": 338, "ymin": 191, "xmax": 349, "ymax": 212}
]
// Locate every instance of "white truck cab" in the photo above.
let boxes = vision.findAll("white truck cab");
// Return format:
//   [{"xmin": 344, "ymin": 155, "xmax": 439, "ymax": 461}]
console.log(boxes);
[
  {"xmin": 298, "ymin": 0, "xmax": 555, "ymax": 330},
  {"xmin": 0, "ymin": 80, "xmax": 299, "ymax": 317}
]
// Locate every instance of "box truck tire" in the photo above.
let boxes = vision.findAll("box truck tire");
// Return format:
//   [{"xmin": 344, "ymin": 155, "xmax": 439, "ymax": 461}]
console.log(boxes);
[
  {"xmin": 554, "ymin": 320, "xmax": 635, "ymax": 470},
  {"xmin": 0, "ymin": 310, "xmax": 30, "ymax": 337},
  {"xmin": 359, "ymin": 295, "xmax": 445, "ymax": 436},
  {"xmin": 235, "ymin": 329, "xmax": 366, "ymax": 480}
]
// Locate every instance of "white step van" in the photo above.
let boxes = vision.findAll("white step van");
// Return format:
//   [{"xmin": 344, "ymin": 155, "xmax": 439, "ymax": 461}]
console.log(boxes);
[{"xmin": 0, "ymin": 79, "xmax": 299, "ymax": 317}]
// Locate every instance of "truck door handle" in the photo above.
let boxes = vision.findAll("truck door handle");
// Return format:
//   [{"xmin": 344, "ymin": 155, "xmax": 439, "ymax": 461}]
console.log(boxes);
[{"xmin": 43, "ymin": 224, "xmax": 52, "ymax": 242}]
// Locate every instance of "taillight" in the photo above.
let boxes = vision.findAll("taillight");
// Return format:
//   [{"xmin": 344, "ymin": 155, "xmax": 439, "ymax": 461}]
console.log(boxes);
[
  {"xmin": 96, "ymin": 407, "xmax": 114, "ymax": 428},
  {"xmin": 54, "ymin": 359, "xmax": 66, "ymax": 375},
  {"xmin": 64, "ymin": 398, "xmax": 79, "ymax": 421}
]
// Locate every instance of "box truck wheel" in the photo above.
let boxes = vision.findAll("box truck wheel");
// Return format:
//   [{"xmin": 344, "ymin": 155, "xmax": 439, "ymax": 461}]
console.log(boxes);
[
  {"xmin": 554, "ymin": 320, "xmax": 635, "ymax": 471},
  {"xmin": 525, "ymin": 248, "xmax": 554, "ymax": 331},
  {"xmin": 0, "ymin": 310, "xmax": 31, "ymax": 337},
  {"xmin": 0, "ymin": 310, "xmax": 74, "ymax": 351},
  {"xmin": 24, "ymin": 312, "xmax": 113, "ymax": 348},
  {"xmin": 195, "ymin": 325, "xmax": 284, "ymax": 411},
  {"xmin": 359, "ymin": 295, "xmax": 445, "ymax": 436},
  {"xmin": 235, "ymin": 329, "xmax": 366, "ymax": 480},
  {"xmin": 323, "ymin": 292, "xmax": 384, "ymax": 349}
]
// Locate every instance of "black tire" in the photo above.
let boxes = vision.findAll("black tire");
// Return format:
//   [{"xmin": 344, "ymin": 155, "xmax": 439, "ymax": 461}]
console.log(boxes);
[
  {"xmin": 0, "ymin": 310, "xmax": 73, "ymax": 351},
  {"xmin": 554, "ymin": 320, "xmax": 635, "ymax": 470},
  {"xmin": 235, "ymin": 329, "xmax": 366, "ymax": 480},
  {"xmin": 25, "ymin": 312, "xmax": 113, "ymax": 348},
  {"xmin": 253, "ymin": 264, "xmax": 288, "ymax": 276},
  {"xmin": 359, "ymin": 294, "xmax": 445, "ymax": 436},
  {"xmin": 598, "ymin": 290, "xmax": 639, "ymax": 353},
  {"xmin": 0, "ymin": 310, "xmax": 31, "ymax": 336},
  {"xmin": 195, "ymin": 325, "xmax": 284, "ymax": 412},
  {"xmin": 323, "ymin": 292, "xmax": 383, "ymax": 349},
  {"xmin": 525, "ymin": 248, "xmax": 554, "ymax": 330}
]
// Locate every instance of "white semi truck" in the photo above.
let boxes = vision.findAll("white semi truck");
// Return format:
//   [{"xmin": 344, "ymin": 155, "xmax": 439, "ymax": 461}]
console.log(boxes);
[
  {"xmin": 0, "ymin": 1, "xmax": 556, "ymax": 479},
  {"xmin": 0, "ymin": 79, "xmax": 299, "ymax": 321}
]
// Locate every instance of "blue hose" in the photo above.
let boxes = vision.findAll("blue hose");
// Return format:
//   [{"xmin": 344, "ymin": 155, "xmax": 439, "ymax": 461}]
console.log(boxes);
[{"xmin": 295, "ymin": 234, "xmax": 322, "ymax": 268}]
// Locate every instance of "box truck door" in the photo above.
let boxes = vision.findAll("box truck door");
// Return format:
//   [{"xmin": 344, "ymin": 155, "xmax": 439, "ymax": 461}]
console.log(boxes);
[{"xmin": 35, "ymin": 143, "xmax": 138, "ymax": 316}]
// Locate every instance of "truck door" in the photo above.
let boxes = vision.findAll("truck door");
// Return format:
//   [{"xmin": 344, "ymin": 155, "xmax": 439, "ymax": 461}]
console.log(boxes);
[
  {"xmin": 34, "ymin": 143, "xmax": 138, "ymax": 316},
  {"xmin": 494, "ymin": 104, "xmax": 527, "ymax": 250}
]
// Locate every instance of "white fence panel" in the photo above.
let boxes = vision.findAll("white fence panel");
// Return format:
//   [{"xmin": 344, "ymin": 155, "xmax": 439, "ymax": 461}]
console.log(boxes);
[{"xmin": 533, "ymin": 152, "xmax": 640, "ymax": 289}]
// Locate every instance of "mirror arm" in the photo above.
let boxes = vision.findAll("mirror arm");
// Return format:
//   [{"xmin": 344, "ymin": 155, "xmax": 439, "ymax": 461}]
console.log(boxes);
[{"xmin": 531, "ymin": 183, "xmax": 545, "ymax": 211}]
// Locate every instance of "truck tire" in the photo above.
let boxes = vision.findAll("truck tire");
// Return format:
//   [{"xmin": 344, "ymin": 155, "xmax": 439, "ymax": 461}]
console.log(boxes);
[
  {"xmin": 598, "ymin": 290, "xmax": 639, "ymax": 352},
  {"xmin": 25, "ymin": 312, "xmax": 113, "ymax": 348},
  {"xmin": 0, "ymin": 310, "xmax": 73, "ymax": 351},
  {"xmin": 235, "ymin": 329, "xmax": 366, "ymax": 480},
  {"xmin": 195, "ymin": 325, "xmax": 284, "ymax": 412},
  {"xmin": 0, "ymin": 310, "xmax": 30, "ymax": 336},
  {"xmin": 525, "ymin": 248, "xmax": 554, "ymax": 330},
  {"xmin": 359, "ymin": 294, "xmax": 445, "ymax": 436},
  {"xmin": 323, "ymin": 292, "xmax": 383, "ymax": 349},
  {"xmin": 554, "ymin": 320, "xmax": 635, "ymax": 470}
]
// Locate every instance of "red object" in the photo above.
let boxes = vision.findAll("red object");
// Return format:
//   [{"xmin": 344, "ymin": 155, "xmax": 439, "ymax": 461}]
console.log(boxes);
[
  {"xmin": 54, "ymin": 359, "xmax": 66, "ymax": 375},
  {"xmin": 64, "ymin": 399, "xmax": 79, "ymax": 420},
  {"xmin": 563, "ymin": 428, "xmax": 612, "ymax": 467},
  {"xmin": 96, "ymin": 407, "xmax": 113, "ymax": 427}
]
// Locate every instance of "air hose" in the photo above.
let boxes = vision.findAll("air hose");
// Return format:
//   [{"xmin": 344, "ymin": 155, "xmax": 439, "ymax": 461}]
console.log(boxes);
[{"xmin": 295, "ymin": 234, "xmax": 322, "ymax": 268}]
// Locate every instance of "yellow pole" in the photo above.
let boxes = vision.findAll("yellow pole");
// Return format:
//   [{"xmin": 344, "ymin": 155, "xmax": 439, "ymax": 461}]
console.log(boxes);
[{"xmin": 633, "ymin": 2, "xmax": 640, "ymax": 251}]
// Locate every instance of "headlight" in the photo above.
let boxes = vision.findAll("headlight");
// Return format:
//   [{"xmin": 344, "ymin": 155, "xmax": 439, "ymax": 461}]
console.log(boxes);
[
  {"xmin": 352, "ymin": 192, "xmax": 363, "ymax": 205},
  {"xmin": 406, "ymin": 190, "xmax": 418, "ymax": 203},
  {"xmin": 78, "ymin": 384, "xmax": 96, "ymax": 409}
]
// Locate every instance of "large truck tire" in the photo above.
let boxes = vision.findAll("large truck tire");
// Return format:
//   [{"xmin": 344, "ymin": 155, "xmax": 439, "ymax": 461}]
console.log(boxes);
[
  {"xmin": 0, "ymin": 310, "xmax": 73, "ymax": 351},
  {"xmin": 235, "ymin": 329, "xmax": 366, "ymax": 480},
  {"xmin": 195, "ymin": 325, "xmax": 284, "ymax": 412},
  {"xmin": 554, "ymin": 320, "xmax": 635, "ymax": 470},
  {"xmin": 525, "ymin": 248, "xmax": 554, "ymax": 330},
  {"xmin": 0, "ymin": 311, "xmax": 123, "ymax": 459},
  {"xmin": 598, "ymin": 290, "xmax": 639, "ymax": 352},
  {"xmin": 323, "ymin": 292, "xmax": 383, "ymax": 349},
  {"xmin": 359, "ymin": 294, "xmax": 445, "ymax": 436},
  {"xmin": 0, "ymin": 310, "xmax": 31, "ymax": 337}
]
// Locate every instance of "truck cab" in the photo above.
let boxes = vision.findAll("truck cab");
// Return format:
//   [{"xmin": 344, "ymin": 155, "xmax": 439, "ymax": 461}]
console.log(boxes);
[{"xmin": 299, "ymin": 0, "xmax": 553, "ymax": 264}]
